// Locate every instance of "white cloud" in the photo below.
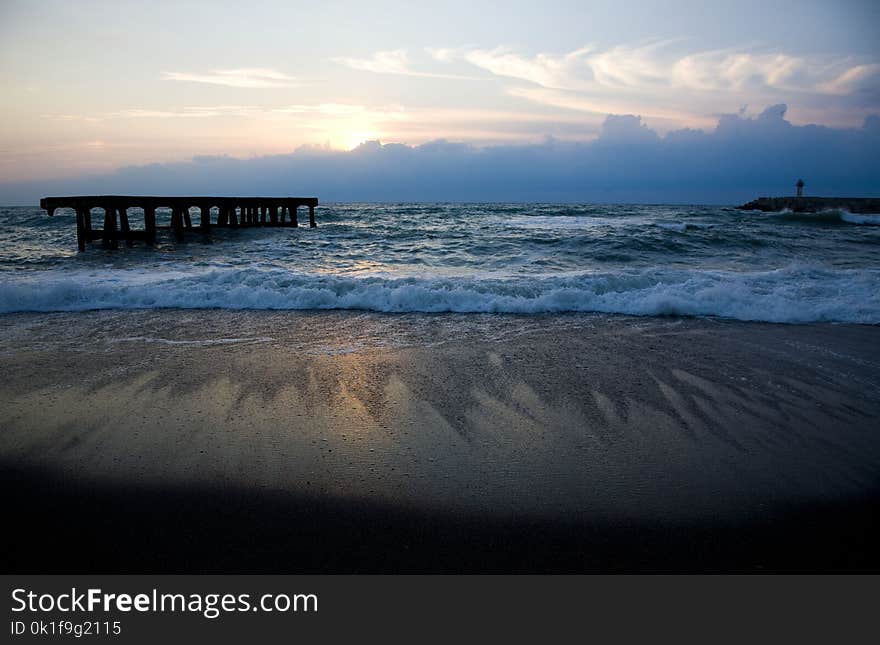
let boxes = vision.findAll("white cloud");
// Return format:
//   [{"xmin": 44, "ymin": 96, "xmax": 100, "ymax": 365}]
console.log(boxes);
[
  {"xmin": 506, "ymin": 87, "xmax": 716, "ymax": 131},
  {"xmin": 271, "ymin": 103, "xmax": 405, "ymax": 119},
  {"xmin": 119, "ymin": 106, "xmax": 262, "ymax": 118},
  {"xmin": 462, "ymin": 46, "xmax": 594, "ymax": 89},
  {"xmin": 817, "ymin": 63, "xmax": 880, "ymax": 95},
  {"xmin": 332, "ymin": 49, "xmax": 411, "ymax": 75},
  {"xmin": 456, "ymin": 42, "xmax": 879, "ymax": 97},
  {"xmin": 433, "ymin": 42, "xmax": 879, "ymax": 130},
  {"xmin": 160, "ymin": 68, "xmax": 298, "ymax": 88},
  {"xmin": 332, "ymin": 49, "xmax": 478, "ymax": 80},
  {"xmin": 40, "ymin": 113, "xmax": 102, "ymax": 123},
  {"xmin": 425, "ymin": 47, "xmax": 460, "ymax": 63},
  {"xmin": 331, "ymin": 43, "xmax": 878, "ymax": 130}
]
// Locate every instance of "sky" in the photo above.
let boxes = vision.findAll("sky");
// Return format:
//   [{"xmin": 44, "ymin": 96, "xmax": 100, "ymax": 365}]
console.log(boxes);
[{"xmin": 1, "ymin": 0, "xmax": 878, "ymax": 202}]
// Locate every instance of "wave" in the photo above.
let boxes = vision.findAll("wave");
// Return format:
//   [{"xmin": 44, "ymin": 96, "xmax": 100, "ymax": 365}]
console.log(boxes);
[
  {"xmin": 504, "ymin": 215, "xmax": 611, "ymax": 230},
  {"xmin": 656, "ymin": 222, "xmax": 711, "ymax": 232},
  {"xmin": 769, "ymin": 208, "xmax": 880, "ymax": 225},
  {"xmin": 841, "ymin": 211, "xmax": 880, "ymax": 225},
  {"xmin": 1, "ymin": 264, "xmax": 878, "ymax": 323}
]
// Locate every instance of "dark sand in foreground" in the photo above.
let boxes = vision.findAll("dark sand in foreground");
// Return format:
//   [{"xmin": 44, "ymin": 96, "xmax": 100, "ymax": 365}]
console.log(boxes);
[{"xmin": 1, "ymin": 311, "xmax": 878, "ymax": 572}]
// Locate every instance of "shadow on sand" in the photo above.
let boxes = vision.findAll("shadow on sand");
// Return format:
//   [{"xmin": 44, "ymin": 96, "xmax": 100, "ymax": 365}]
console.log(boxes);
[{"xmin": 2, "ymin": 461, "xmax": 878, "ymax": 573}]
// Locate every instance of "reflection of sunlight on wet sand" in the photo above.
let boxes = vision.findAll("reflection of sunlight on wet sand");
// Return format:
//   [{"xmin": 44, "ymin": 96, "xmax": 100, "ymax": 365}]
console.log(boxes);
[{"xmin": 0, "ymin": 355, "xmax": 411, "ymax": 502}]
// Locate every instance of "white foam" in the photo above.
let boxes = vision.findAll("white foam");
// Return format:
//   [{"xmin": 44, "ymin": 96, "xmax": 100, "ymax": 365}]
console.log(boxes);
[
  {"xmin": 840, "ymin": 211, "xmax": 880, "ymax": 225},
  {"xmin": 1, "ymin": 264, "xmax": 878, "ymax": 323},
  {"xmin": 504, "ymin": 215, "xmax": 631, "ymax": 230},
  {"xmin": 768, "ymin": 208, "xmax": 880, "ymax": 225}
]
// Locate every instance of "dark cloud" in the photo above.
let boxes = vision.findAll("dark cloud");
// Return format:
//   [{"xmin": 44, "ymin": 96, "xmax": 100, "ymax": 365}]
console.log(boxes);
[{"xmin": 3, "ymin": 105, "xmax": 878, "ymax": 205}]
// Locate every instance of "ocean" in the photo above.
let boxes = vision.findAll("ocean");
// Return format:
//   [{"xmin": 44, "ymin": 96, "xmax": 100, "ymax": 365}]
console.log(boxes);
[{"xmin": 1, "ymin": 203, "xmax": 878, "ymax": 323}]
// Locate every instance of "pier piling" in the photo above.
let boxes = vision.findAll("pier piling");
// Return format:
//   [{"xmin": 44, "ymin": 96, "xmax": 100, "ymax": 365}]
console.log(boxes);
[
  {"xmin": 144, "ymin": 206, "xmax": 157, "ymax": 245},
  {"xmin": 102, "ymin": 206, "xmax": 118, "ymax": 249},
  {"xmin": 118, "ymin": 207, "xmax": 133, "ymax": 247},
  {"xmin": 74, "ymin": 208, "xmax": 86, "ymax": 252}
]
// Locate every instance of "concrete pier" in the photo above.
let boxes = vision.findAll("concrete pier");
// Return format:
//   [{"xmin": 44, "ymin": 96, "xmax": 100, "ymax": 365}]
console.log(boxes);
[
  {"xmin": 738, "ymin": 196, "xmax": 880, "ymax": 213},
  {"xmin": 40, "ymin": 195, "xmax": 318, "ymax": 251}
]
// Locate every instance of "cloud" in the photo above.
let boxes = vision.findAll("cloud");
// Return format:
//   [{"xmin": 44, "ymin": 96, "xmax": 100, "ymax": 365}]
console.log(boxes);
[
  {"xmin": 817, "ymin": 63, "xmax": 880, "ymax": 95},
  {"xmin": 40, "ymin": 113, "xmax": 103, "ymax": 123},
  {"xmin": 271, "ymin": 103, "xmax": 406, "ymax": 119},
  {"xmin": 119, "ymin": 106, "xmax": 262, "ymax": 118},
  {"xmin": 506, "ymin": 86, "xmax": 717, "ymax": 130},
  {"xmin": 596, "ymin": 114, "xmax": 660, "ymax": 144},
  {"xmin": 462, "ymin": 45, "xmax": 597, "ymax": 90},
  {"xmin": 42, "ymin": 104, "xmax": 400, "ymax": 122},
  {"xmin": 425, "ymin": 47, "xmax": 460, "ymax": 63},
  {"xmin": 435, "ymin": 42, "xmax": 880, "ymax": 128},
  {"xmin": 450, "ymin": 42, "xmax": 880, "ymax": 96},
  {"xmin": 42, "ymin": 105, "xmax": 267, "ymax": 121},
  {"xmin": 332, "ymin": 49, "xmax": 412, "ymax": 75},
  {"xmin": 6, "ymin": 106, "xmax": 878, "ymax": 205},
  {"xmin": 35, "ymin": 102, "xmax": 604, "ymax": 153},
  {"xmin": 160, "ymin": 68, "xmax": 298, "ymax": 88},
  {"xmin": 331, "ymin": 49, "xmax": 479, "ymax": 80}
]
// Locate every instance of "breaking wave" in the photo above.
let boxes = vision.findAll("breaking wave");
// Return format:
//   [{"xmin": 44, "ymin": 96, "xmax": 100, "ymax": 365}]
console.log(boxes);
[
  {"xmin": 770, "ymin": 208, "xmax": 880, "ymax": 225},
  {"xmin": 840, "ymin": 211, "xmax": 880, "ymax": 225},
  {"xmin": 1, "ymin": 264, "xmax": 878, "ymax": 323}
]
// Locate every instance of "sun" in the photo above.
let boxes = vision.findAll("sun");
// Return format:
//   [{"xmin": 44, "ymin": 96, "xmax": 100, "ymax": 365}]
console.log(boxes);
[{"xmin": 333, "ymin": 129, "xmax": 381, "ymax": 151}]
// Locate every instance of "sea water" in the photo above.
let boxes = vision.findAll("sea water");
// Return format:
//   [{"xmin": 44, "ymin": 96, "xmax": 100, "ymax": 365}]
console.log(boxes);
[{"xmin": 0, "ymin": 203, "xmax": 878, "ymax": 323}]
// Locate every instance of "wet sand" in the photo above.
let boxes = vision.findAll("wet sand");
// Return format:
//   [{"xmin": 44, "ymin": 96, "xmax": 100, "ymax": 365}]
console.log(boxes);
[{"xmin": 1, "ymin": 310, "xmax": 878, "ymax": 572}]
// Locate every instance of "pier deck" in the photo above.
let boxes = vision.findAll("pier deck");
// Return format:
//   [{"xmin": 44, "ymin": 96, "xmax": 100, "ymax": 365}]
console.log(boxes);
[{"xmin": 40, "ymin": 195, "xmax": 319, "ymax": 251}]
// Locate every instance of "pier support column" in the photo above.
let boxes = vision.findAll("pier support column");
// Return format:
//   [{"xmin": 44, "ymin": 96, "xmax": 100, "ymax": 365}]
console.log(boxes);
[
  {"xmin": 75, "ymin": 208, "xmax": 86, "ymax": 252},
  {"xmin": 270, "ymin": 205, "xmax": 279, "ymax": 224},
  {"xmin": 144, "ymin": 206, "xmax": 157, "ymax": 245},
  {"xmin": 291, "ymin": 206, "xmax": 299, "ymax": 227},
  {"xmin": 200, "ymin": 205, "xmax": 211, "ymax": 232},
  {"xmin": 84, "ymin": 208, "xmax": 93, "ymax": 238},
  {"xmin": 230, "ymin": 206, "xmax": 239, "ymax": 227},
  {"xmin": 309, "ymin": 205, "xmax": 316, "ymax": 228},
  {"xmin": 118, "ymin": 207, "xmax": 133, "ymax": 247},
  {"xmin": 183, "ymin": 207, "xmax": 193, "ymax": 229},
  {"xmin": 103, "ymin": 206, "xmax": 118, "ymax": 249},
  {"xmin": 171, "ymin": 207, "xmax": 185, "ymax": 242}
]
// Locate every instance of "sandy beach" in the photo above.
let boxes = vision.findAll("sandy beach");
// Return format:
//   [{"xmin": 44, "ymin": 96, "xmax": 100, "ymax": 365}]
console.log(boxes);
[{"xmin": 1, "ymin": 310, "xmax": 878, "ymax": 572}]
